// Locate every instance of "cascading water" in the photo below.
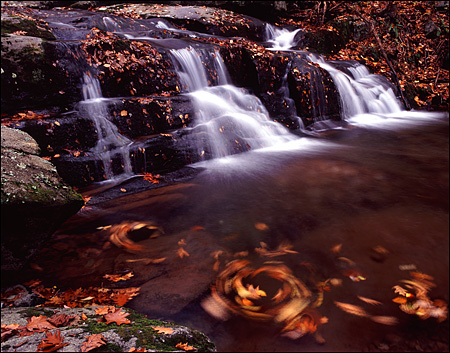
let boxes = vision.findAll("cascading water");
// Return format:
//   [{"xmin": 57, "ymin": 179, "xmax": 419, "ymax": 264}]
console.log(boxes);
[
  {"xmin": 79, "ymin": 72, "xmax": 133, "ymax": 179},
  {"xmin": 307, "ymin": 54, "xmax": 403, "ymax": 118},
  {"xmin": 170, "ymin": 47, "xmax": 296, "ymax": 159},
  {"xmin": 265, "ymin": 23, "xmax": 302, "ymax": 51}
]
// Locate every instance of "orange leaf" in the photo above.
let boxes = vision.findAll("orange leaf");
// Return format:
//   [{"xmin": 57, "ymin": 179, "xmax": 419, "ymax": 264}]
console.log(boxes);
[
  {"xmin": 190, "ymin": 225, "xmax": 205, "ymax": 231},
  {"xmin": 103, "ymin": 272, "xmax": 134, "ymax": 282},
  {"xmin": 151, "ymin": 326, "xmax": 174, "ymax": 335},
  {"xmin": 26, "ymin": 315, "xmax": 57, "ymax": 332},
  {"xmin": 254, "ymin": 222, "xmax": 269, "ymax": 231},
  {"xmin": 95, "ymin": 306, "xmax": 115, "ymax": 315},
  {"xmin": 120, "ymin": 110, "xmax": 128, "ymax": 116},
  {"xmin": 392, "ymin": 296, "xmax": 408, "ymax": 304},
  {"xmin": 175, "ymin": 342, "xmax": 196, "ymax": 351},
  {"xmin": 104, "ymin": 308, "xmax": 131, "ymax": 325},
  {"xmin": 81, "ymin": 334, "xmax": 106, "ymax": 352},
  {"xmin": 177, "ymin": 247, "xmax": 190, "ymax": 258},
  {"xmin": 81, "ymin": 313, "xmax": 88, "ymax": 320},
  {"xmin": 334, "ymin": 301, "xmax": 369, "ymax": 317},
  {"xmin": 37, "ymin": 329, "xmax": 69, "ymax": 352}
]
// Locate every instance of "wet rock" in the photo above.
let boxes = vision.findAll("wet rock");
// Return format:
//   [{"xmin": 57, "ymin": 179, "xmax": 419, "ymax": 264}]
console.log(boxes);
[
  {"xmin": 0, "ymin": 306, "xmax": 216, "ymax": 352},
  {"xmin": 0, "ymin": 33, "xmax": 81, "ymax": 114},
  {"xmin": 1, "ymin": 126, "xmax": 84, "ymax": 278},
  {"xmin": 287, "ymin": 53, "xmax": 342, "ymax": 127},
  {"xmin": 98, "ymin": 3, "xmax": 267, "ymax": 41}
]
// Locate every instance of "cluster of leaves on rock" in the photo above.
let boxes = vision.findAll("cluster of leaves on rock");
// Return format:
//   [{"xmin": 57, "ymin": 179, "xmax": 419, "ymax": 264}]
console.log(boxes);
[{"xmin": 279, "ymin": 1, "xmax": 449, "ymax": 110}]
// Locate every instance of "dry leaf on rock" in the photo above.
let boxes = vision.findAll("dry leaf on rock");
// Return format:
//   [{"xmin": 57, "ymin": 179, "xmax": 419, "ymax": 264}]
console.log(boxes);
[
  {"xmin": 37, "ymin": 329, "xmax": 69, "ymax": 352},
  {"xmin": 26, "ymin": 315, "xmax": 57, "ymax": 332},
  {"xmin": 95, "ymin": 306, "xmax": 115, "ymax": 315},
  {"xmin": 151, "ymin": 326, "xmax": 174, "ymax": 335},
  {"xmin": 175, "ymin": 342, "xmax": 196, "ymax": 351},
  {"xmin": 81, "ymin": 333, "xmax": 107, "ymax": 352},
  {"xmin": 104, "ymin": 308, "xmax": 131, "ymax": 325}
]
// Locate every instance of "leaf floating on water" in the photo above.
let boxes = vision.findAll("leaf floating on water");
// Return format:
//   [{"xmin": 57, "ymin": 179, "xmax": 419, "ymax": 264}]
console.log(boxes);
[
  {"xmin": 357, "ymin": 296, "xmax": 382, "ymax": 306},
  {"xmin": 370, "ymin": 315, "xmax": 398, "ymax": 325},
  {"xmin": 103, "ymin": 272, "xmax": 134, "ymax": 282},
  {"xmin": 334, "ymin": 301, "xmax": 369, "ymax": 317},
  {"xmin": 177, "ymin": 247, "xmax": 190, "ymax": 258},
  {"xmin": 392, "ymin": 296, "xmax": 408, "ymax": 304},
  {"xmin": 331, "ymin": 243, "xmax": 342, "ymax": 254},
  {"xmin": 392, "ymin": 285, "xmax": 410, "ymax": 297},
  {"xmin": 254, "ymin": 222, "xmax": 269, "ymax": 231},
  {"xmin": 190, "ymin": 225, "xmax": 205, "ymax": 231}
]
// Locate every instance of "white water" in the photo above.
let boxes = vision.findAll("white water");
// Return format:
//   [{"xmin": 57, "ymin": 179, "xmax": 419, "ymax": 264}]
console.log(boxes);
[
  {"xmin": 80, "ymin": 73, "xmax": 133, "ymax": 179},
  {"xmin": 170, "ymin": 47, "xmax": 296, "ymax": 158},
  {"xmin": 265, "ymin": 24, "xmax": 301, "ymax": 50},
  {"xmin": 307, "ymin": 54, "xmax": 403, "ymax": 118}
]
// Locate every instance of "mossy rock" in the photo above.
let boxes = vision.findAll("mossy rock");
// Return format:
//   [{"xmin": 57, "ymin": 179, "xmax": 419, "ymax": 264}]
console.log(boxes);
[{"xmin": 0, "ymin": 306, "xmax": 216, "ymax": 352}]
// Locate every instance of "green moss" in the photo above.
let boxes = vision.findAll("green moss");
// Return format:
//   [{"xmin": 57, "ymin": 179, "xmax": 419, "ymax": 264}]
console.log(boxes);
[
  {"xmin": 18, "ymin": 307, "xmax": 54, "ymax": 318},
  {"xmin": 82, "ymin": 308, "xmax": 215, "ymax": 352},
  {"xmin": 1, "ymin": 19, "xmax": 55, "ymax": 40}
]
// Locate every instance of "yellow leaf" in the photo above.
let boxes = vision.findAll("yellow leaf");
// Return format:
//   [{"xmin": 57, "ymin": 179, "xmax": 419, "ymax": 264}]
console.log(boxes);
[
  {"xmin": 334, "ymin": 301, "xmax": 369, "ymax": 317},
  {"xmin": 120, "ymin": 110, "xmax": 128, "ymax": 116}
]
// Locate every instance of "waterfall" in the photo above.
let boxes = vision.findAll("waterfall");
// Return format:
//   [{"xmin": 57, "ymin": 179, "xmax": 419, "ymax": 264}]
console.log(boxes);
[
  {"xmin": 308, "ymin": 54, "xmax": 403, "ymax": 118},
  {"xmin": 170, "ymin": 47, "xmax": 295, "ymax": 159},
  {"xmin": 265, "ymin": 24, "xmax": 301, "ymax": 51},
  {"xmin": 79, "ymin": 72, "xmax": 133, "ymax": 179}
]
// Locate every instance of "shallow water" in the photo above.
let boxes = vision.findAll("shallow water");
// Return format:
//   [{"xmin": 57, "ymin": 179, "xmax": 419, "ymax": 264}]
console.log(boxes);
[{"xmin": 28, "ymin": 112, "xmax": 449, "ymax": 351}]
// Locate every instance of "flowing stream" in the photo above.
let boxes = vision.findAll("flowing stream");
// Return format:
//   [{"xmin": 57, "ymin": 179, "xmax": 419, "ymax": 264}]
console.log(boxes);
[{"xmin": 10, "ymin": 7, "xmax": 449, "ymax": 353}]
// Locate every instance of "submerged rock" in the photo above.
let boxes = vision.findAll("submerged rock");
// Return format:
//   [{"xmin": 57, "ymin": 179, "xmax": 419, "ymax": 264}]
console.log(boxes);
[{"xmin": 1, "ymin": 126, "xmax": 84, "ymax": 277}]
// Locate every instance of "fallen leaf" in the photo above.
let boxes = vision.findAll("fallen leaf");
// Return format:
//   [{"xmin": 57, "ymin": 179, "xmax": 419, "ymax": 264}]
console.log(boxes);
[
  {"xmin": 331, "ymin": 243, "xmax": 342, "ymax": 254},
  {"xmin": 357, "ymin": 296, "xmax": 382, "ymax": 306},
  {"xmin": 177, "ymin": 247, "xmax": 190, "ymax": 258},
  {"xmin": 81, "ymin": 333, "xmax": 106, "ymax": 352},
  {"xmin": 120, "ymin": 110, "xmax": 128, "ymax": 116},
  {"xmin": 190, "ymin": 225, "xmax": 205, "ymax": 231},
  {"xmin": 392, "ymin": 296, "xmax": 408, "ymax": 304},
  {"xmin": 13, "ymin": 340, "xmax": 28, "ymax": 349},
  {"xmin": 128, "ymin": 348, "xmax": 147, "ymax": 352},
  {"xmin": 37, "ymin": 329, "xmax": 69, "ymax": 352},
  {"xmin": 26, "ymin": 315, "xmax": 57, "ymax": 332},
  {"xmin": 81, "ymin": 313, "xmax": 88, "ymax": 320},
  {"xmin": 334, "ymin": 301, "xmax": 369, "ymax": 317},
  {"xmin": 151, "ymin": 326, "xmax": 174, "ymax": 335},
  {"xmin": 175, "ymin": 342, "xmax": 196, "ymax": 351},
  {"xmin": 48, "ymin": 313, "xmax": 77, "ymax": 327},
  {"xmin": 95, "ymin": 306, "xmax": 115, "ymax": 315},
  {"xmin": 103, "ymin": 272, "xmax": 134, "ymax": 282},
  {"xmin": 370, "ymin": 315, "xmax": 398, "ymax": 325},
  {"xmin": 104, "ymin": 308, "xmax": 131, "ymax": 325},
  {"xmin": 254, "ymin": 222, "xmax": 269, "ymax": 231}
]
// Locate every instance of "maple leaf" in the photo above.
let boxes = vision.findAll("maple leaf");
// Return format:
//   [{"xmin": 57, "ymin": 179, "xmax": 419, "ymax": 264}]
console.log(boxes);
[
  {"xmin": 37, "ymin": 330, "xmax": 69, "ymax": 352},
  {"xmin": 26, "ymin": 315, "xmax": 57, "ymax": 332},
  {"xmin": 81, "ymin": 333, "xmax": 106, "ymax": 352},
  {"xmin": 104, "ymin": 308, "xmax": 131, "ymax": 325},
  {"xmin": 95, "ymin": 306, "xmax": 115, "ymax": 315},
  {"xmin": 175, "ymin": 342, "xmax": 196, "ymax": 351},
  {"xmin": 151, "ymin": 326, "xmax": 174, "ymax": 335}
]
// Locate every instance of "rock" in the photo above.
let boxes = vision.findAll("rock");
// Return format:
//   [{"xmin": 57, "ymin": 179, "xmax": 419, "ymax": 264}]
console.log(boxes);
[
  {"xmin": 1, "ymin": 126, "xmax": 84, "ymax": 277},
  {"xmin": 0, "ymin": 306, "xmax": 216, "ymax": 352}
]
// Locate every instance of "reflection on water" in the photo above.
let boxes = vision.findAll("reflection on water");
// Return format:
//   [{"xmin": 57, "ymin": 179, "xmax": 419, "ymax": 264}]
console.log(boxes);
[{"xmin": 28, "ymin": 113, "xmax": 448, "ymax": 352}]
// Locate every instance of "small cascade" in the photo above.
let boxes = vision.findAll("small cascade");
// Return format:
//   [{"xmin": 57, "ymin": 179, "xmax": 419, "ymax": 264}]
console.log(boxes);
[
  {"xmin": 170, "ymin": 47, "xmax": 295, "ymax": 159},
  {"xmin": 308, "ymin": 54, "xmax": 403, "ymax": 118},
  {"xmin": 265, "ymin": 24, "xmax": 302, "ymax": 50},
  {"xmin": 79, "ymin": 72, "xmax": 133, "ymax": 179}
]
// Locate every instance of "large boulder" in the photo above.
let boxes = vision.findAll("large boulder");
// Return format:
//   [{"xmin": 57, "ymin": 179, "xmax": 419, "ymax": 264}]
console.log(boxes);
[{"xmin": 1, "ymin": 126, "xmax": 84, "ymax": 277}]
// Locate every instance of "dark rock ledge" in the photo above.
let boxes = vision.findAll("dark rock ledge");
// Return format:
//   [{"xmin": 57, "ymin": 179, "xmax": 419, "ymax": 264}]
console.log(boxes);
[{"xmin": 1, "ymin": 126, "xmax": 84, "ymax": 277}]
